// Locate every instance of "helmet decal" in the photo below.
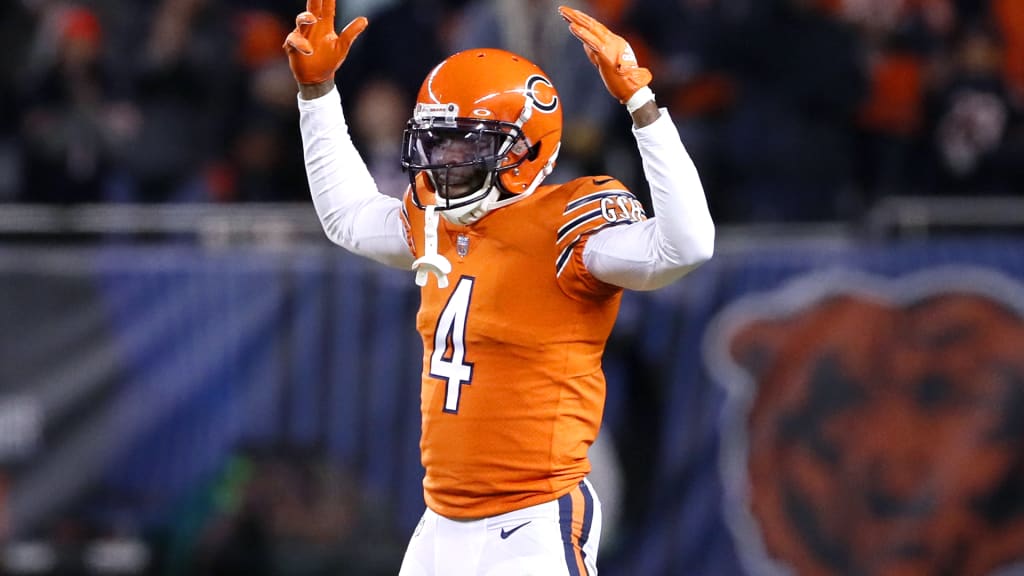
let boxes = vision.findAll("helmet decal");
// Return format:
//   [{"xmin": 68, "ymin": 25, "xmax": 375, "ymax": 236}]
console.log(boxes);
[
  {"xmin": 415, "ymin": 102, "xmax": 459, "ymax": 122},
  {"xmin": 526, "ymin": 75, "xmax": 558, "ymax": 113}
]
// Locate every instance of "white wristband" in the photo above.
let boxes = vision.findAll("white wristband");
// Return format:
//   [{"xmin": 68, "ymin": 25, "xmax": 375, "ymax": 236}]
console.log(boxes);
[{"xmin": 625, "ymin": 86, "xmax": 655, "ymax": 114}]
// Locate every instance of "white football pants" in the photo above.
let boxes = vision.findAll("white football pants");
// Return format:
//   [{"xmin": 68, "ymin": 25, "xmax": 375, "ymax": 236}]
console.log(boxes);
[{"xmin": 398, "ymin": 478, "xmax": 602, "ymax": 576}]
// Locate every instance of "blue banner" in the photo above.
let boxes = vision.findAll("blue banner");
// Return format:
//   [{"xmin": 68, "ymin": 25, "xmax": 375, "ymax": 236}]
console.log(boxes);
[{"xmin": 2, "ymin": 237, "xmax": 1023, "ymax": 575}]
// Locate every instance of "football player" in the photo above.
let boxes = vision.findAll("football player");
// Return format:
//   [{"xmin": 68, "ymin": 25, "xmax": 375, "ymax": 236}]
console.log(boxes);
[{"xmin": 284, "ymin": 1, "xmax": 714, "ymax": 574}]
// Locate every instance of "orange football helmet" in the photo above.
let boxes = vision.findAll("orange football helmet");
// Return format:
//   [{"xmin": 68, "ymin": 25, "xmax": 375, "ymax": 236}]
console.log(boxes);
[{"xmin": 401, "ymin": 48, "xmax": 563, "ymax": 222}]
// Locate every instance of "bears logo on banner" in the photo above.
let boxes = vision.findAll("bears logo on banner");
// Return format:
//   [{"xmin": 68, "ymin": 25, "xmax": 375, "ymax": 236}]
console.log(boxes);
[{"xmin": 705, "ymin": 267, "xmax": 1024, "ymax": 576}]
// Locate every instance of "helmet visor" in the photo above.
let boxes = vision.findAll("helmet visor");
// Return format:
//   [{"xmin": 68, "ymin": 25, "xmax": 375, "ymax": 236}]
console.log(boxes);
[{"xmin": 402, "ymin": 118, "xmax": 523, "ymax": 202}]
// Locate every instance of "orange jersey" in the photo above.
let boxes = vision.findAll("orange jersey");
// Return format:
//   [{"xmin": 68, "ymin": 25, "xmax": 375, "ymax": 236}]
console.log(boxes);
[{"xmin": 401, "ymin": 176, "xmax": 647, "ymax": 519}]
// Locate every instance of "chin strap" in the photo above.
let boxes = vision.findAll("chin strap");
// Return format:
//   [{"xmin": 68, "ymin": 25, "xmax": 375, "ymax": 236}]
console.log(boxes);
[
  {"xmin": 440, "ymin": 187, "xmax": 500, "ymax": 226},
  {"xmin": 412, "ymin": 205, "xmax": 452, "ymax": 288}
]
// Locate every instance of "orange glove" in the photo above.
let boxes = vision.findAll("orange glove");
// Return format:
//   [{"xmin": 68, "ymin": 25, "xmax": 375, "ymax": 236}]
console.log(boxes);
[
  {"xmin": 558, "ymin": 6, "xmax": 653, "ymax": 107},
  {"xmin": 283, "ymin": 0, "xmax": 368, "ymax": 85}
]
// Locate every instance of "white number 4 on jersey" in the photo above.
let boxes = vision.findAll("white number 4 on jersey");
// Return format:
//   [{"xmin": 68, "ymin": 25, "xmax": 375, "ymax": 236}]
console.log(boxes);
[{"xmin": 430, "ymin": 276, "xmax": 475, "ymax": 413}]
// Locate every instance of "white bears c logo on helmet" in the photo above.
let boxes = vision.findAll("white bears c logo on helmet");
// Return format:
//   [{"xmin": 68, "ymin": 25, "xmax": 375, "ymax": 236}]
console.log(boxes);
[{"xmin": 526, "ymin": 74, "xmax": 559, "ymax": 114}]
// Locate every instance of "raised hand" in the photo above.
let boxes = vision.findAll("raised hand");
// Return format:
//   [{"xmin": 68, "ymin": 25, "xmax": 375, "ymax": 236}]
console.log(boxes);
[
  {"xmin": 283, "ymin": 0, "xmax": 368, "ymax": 85},
  {"xmin": 558, "ymin": 6, "xmax": 652, "ymax": 105}
]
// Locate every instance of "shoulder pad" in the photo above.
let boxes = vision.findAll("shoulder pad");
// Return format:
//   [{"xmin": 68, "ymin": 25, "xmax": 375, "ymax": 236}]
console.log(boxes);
[{"xmin": 554, "ymin": 176, "xmax": 647, "ymax": 276}]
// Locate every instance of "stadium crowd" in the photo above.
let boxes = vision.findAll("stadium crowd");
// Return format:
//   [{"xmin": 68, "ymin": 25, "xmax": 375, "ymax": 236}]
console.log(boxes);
[{"xmin": 0, "ymin": 0, "xmax": 1021, "ymax": 223}]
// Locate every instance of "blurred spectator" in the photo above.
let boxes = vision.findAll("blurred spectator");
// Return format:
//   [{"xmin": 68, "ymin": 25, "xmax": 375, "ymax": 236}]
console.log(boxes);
[
  {"xmin": 191, "ymin": 456, "xmax": 274, "ymax": 576},
  {"xmin": 848, "ymin": 0, "xmax": 954, "ymax": 200},
  {"xmin": 0, "ymin": 1, "xmax": 36, "ymax": 202},
  {"xmin": 186, "ymin": 449, "xmax": 403, "ymax": 576},
  {"xmin": 718, "ymin": 0, "xmax": 869, "ymax": 222},
  {"xmin": 218, "ymin": 10, "xmax": 308, "ymax": 202},
  {"xmin": 624, "ymin": 0, "xmax": 740, "ymax": 218},
  {"xmin": 349, "ymin": 78, "xmax": 411, "ymax": 199},
  {"xmin": 341, "ymin": 0, "xmax": 469, "ymax": 110},
  {"xmin": 923, "ymin": 19, "xmax": 1020, "ymax": 195},
  {"xmin": 854, "ymin": 46, "xmax": 928, "ymax": 198},
  {"xmin": 2, "ymin": 0, "xmax": 1021, "ymax": 221},
  {"xmin": 993, "ymin": 0, "xmax": 1024, "ymax": 103},
  {"xmin": 18, "ymin": 4, "xmax": 136, "ymax": 204},
  {"xmin": 118, "ymin": 0, "xmax": 240, "ymax": 202}
]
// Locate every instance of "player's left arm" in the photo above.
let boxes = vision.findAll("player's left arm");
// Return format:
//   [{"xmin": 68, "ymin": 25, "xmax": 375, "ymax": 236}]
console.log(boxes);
[{"xmin": 560, "ymin": 6, "xmax": 714, "ymax": 291}]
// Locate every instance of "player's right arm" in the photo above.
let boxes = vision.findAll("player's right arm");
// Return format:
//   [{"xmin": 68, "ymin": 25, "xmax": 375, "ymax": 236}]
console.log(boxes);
[{"xmin": 284, "ymin": 0, "xmax": 414, "ymax": 269}]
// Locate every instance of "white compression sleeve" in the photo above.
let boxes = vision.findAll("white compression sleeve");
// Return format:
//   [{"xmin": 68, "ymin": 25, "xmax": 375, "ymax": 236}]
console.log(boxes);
[
  {"xmin": 298, "ymin": 87, "xmax": 414, "ymax": 269},
  {"xmin": 582, "ymin": 110, "xmax": 715, "ymax": 291}
]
